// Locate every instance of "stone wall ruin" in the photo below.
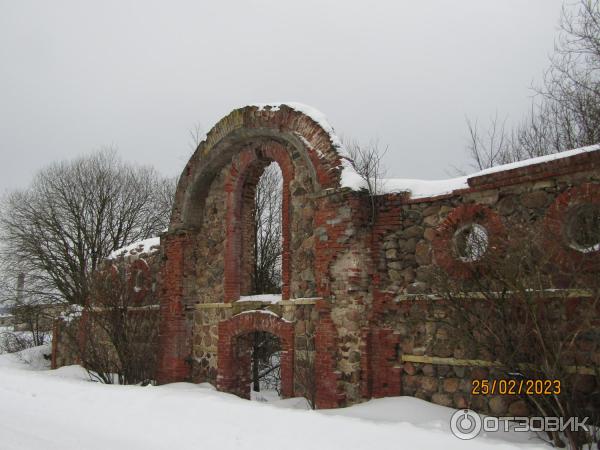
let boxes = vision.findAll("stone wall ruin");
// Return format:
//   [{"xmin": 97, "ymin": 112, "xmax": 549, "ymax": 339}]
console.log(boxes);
[{"xmin": 53, "ymin": 104, "xmax": 600, "ymax": 414}]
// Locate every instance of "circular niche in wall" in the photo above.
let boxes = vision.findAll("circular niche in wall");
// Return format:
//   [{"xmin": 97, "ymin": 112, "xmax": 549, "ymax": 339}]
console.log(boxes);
[
  {"xmin": 453, "ymin": 223, "xmax": 489, "ymax": 262},
  {"xmin": 544, "ymin": 183, "xmax": 600, "ymax": 269},
  {"xmin": 432, "ymin": 204, "xmax": 504, "ymax": 279},
  {"xmin": 564, "ymin": 203, "xmax": 600, "ymax": 254}
]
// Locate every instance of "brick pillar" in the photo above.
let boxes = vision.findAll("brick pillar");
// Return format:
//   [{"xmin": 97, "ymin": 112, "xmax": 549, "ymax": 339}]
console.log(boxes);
[
  {"xmin": 359, "ymin": 327, "xmax": 372, "ymax": 398},
  {"xmin": 280, "ymin": 168, "xmax": 291, "ymax": 300},
  {"xmin": 314, "ymin": 300, "xmax": 344, "ymax": 408},
  {"xmin": 156, "ymin": 231, "xmax": 191, "ymax": 384},
  {"xmin": 50, "ymin": 319, "xmax": 60, "ymax": 370},
  {"xmin": 216, "ymin": 330, "xmax": 236, "ymax": 393},
  {"xmin": 76, "ymin": 307, "xmax": 88, "ymax": 366},
  {"xmin": 369, "ymin": 328, "xmax": 402, "ymax": 398}
]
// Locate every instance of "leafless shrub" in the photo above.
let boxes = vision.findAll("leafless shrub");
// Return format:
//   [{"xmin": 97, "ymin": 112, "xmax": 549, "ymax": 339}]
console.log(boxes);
[
  {"xmin": 189, "ymin": 122, "xmax": 205, "ymax": 151},
  {"xmin": 72, "ymin": 264, "xmax": 159, "ymax": 385},
  {"xmin": 0, "ymin": 330, "xmax": 34, "ymax": 354}
]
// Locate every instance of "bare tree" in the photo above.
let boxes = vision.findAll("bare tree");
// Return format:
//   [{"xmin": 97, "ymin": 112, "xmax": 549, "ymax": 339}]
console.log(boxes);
[
  {"xmin": 466, "ymin": 114, "xmax": 512, "ymax": 170},
  {"xmin": 153, "ymin": 175, "xmax": 178, "ymax": 224},
  {"xmin": 538, "ymin": 0, "xmax": 600, "ymax": 148},
  {"xmin": 467, "ymin": 0, "xmax": 600, "ymax": 170},
  {"xmin": 345, "ymin": 139, "xmax": 388, "ymax": 224},
  {"xmin": 251, "ymin": 331, "xmax": 281, "ymax": 393},
  {"xmin": 0, "ymin": 149, "xmax": 174, "ymax": 308}
]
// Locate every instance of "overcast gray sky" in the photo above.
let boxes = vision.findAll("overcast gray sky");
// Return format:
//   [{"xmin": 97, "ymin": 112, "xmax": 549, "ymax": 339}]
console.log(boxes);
[{"xmin": 0, "ymin": 0, "xmax": 566, "ymax": 193}]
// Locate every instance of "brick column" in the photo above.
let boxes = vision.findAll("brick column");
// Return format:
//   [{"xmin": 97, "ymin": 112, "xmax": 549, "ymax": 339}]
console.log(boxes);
[
  {"xmin": 369, "ymin": 328, "xmax": 402, "ymax": 398},
  {"xmin": 314, "ymin": 300, "xmax": 345, "ymax": 408},
  {"xmin": 156, "ymin": 231, "xmax": 191, "ymax": 384},
  {"xmin": 50, "ymin": 319, "xmax": 60, "ymax": 370}
]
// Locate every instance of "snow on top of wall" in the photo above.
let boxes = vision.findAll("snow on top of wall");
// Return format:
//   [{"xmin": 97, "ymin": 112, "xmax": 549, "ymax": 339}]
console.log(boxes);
[
  {"xmin": 108, "ymin": 237, "xmax": 161, "ymax": 260},
  {"xmin": 379, "ymin": 176, "xmax": 469, "ymax": 199},
  {"xmin": 254, "ymin": 105, "xmax": 597, "ymax": 198},
  {"xmin": 254, "ymin": 102, "xmax": 347, "ymax": 155},
  {"xmin": 201, "ymin": 103, "xmax": 600, "ymax": 201},
  {"xmin": 342, "ymin": 143, "xmax": 600, "ymax": 199},
  {"xmin": 238, "ymin": 294, "xmax": 282, "ymax": 304},
  {"xmin": 470, "ymin": 143, "xmax": 600, "ymax": 177},
  {"xmin": 191, "ymin": 102, "xmax": 349, "ymax": 161}
]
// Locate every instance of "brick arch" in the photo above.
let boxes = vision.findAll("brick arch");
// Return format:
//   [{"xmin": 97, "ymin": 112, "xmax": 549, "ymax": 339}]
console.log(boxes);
[
  {"xmin": 158, "ymin": 104, "xmax": 340, "ymax": 385},
  {"xmin": 170, "ymin": 104, "xmax": 346, "ymax": 230},
  {"xmin": 224, "ymin": 144, "xmax": 293, "ymax": 301},
  {"xmin": 217, "ymin": 312, "xmax": 294, "ymax": 399}
]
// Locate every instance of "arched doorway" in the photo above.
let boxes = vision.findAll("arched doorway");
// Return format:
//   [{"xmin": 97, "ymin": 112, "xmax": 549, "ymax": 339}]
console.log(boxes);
[{"xmin": 217, "ymin": 311, "xmax": 294, "ymax": 399}]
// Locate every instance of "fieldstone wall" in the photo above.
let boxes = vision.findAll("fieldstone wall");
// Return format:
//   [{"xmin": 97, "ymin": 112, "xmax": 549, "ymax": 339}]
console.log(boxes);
[
  {"xmin": 377, "ymin": 169, "xmax": 600, "ymax": 296},
  {"xmin": 192, "ymin": 164, "xmax": 227, "ymax": 304},
  {"xmin": 369, "ymin": 296, "xmax": 600, "ymax": 417},
  {"xmin": 367, "ymin": 152, "xmax": 600, "ymax": 414}
]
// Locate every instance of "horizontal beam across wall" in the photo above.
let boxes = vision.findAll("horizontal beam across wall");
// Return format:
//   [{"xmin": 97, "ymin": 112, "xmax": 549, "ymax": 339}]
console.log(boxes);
[
  {"xmin": 194, "ymin": 297, "xmax": 321, "ymax": 310},
  {"xmin": 400, "ymin": 354, "xmax": 596, "ymax": 375},
  {"xmin": 392, "ymin": 289, "xmax": 597, "ymax": 302},
  {"xmin": 87, "ymin": 304, "xmax": 160, "ymax": 312}
]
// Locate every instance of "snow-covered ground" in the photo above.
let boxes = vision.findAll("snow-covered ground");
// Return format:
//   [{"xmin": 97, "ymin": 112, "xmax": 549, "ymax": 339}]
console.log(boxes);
[{"xmin": 0, "ymin": 346, "xmax": 549, "ymax": 450}]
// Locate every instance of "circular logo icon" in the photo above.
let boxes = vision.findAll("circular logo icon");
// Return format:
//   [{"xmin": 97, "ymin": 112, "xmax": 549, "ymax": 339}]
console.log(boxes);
[{"xmin": 450, "ymin": 409, "xmax": 482, "ymax": 440}]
